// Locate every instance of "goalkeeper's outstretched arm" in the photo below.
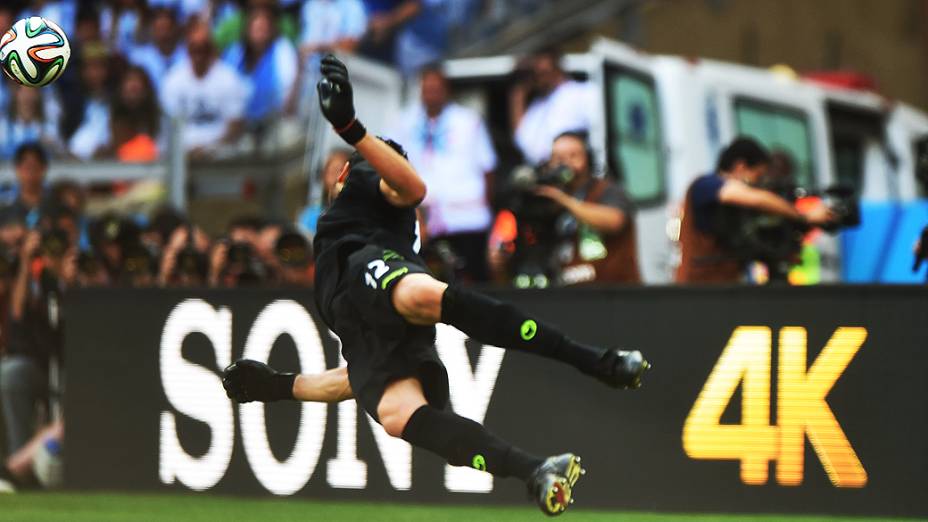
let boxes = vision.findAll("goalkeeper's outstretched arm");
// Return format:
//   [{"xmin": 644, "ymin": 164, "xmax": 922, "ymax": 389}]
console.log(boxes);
[
  {"xmin": 316, "ymin": 54, "xmax": 426, "ymax": 207},
  {"xmin": 222, "ymin": 360, "xmax": 353, "ymax": 404},
  {"xmin": 294, "ymin": 367, "xmax": 354, "ymax": 402}
]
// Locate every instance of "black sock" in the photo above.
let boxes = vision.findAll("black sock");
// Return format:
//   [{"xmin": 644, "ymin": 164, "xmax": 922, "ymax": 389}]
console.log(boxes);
[
  {"xmin": 401, "ymin": 405, "xmax": 543, "ymax": 480},
  {"xmin": 440, "ymin": 285, "xmax": 605, "ymax": 373}
]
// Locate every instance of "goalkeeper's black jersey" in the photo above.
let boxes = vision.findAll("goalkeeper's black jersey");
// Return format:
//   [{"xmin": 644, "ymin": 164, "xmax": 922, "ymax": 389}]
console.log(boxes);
[{"xmin": 313, "ymin": 157, "xmax": 423, "ymax": 318}]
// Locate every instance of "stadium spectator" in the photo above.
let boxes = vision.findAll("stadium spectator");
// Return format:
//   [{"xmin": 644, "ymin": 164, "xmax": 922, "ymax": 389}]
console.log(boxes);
[
  {"xmin": 511, "ymin": 48, "xmax": 596, "ymax": 165},
  {"xmin": 53, "ymin": 4, "xmax": 104, "ymax": 139},
  {"xmin": 393, "ymin": 0, "xmax": 451, "ymax": 76},
  {"xmin": 297, "ymin": 147, "xmax": 351, "ymax": 235},
  {"xmin": 71, "ymin": 3, "xmax": 103, "ymax": 46},
  {"xmin": 17, "ymin": 0, "xmax": 77, "ymax": 38},
  {"xmin": 288, "ymin": 0, "xmax": 366, "ymax": 114},
  {"xmin": 127, "ymin": 7, "xmax": 186, "ymax": 95},
  {"xmin": 357, "ymin": 0, "xmax": 421, "ymax": 64},
  {"xmin": 212, "ymin": 0, "xmax": 300, "ymax": 52},
  {"xmin": 358, "ymin": 0, "xmax": 470, "ymax": 74},
  {"xmin": 492, "ymin": 131, "xmax": 640, "ymax": 285},
  {"xmin": 66, "ymin": 43, "xmax": 115, "ymax": 160},
  {"xmin": 391, "ymin": 64, "xmax": 496, "ymax": 282},
  {"xmin": 1, "ymin": 143, "xmax": 49, "ymax": 229},
  {"xmin": 147, "ymin": 0, "xmax": 208, "ymax": 23},
  {"xmin": 160, "ymin": 20, "xmax": 250, "ymax": 156},
  {"xmin": 95, "ymin": 65, "xmax": 161, "ymax": 161},
  {"xmin": 100, "ymin": 0, "xmax": 144, "ymax": 51},
  {"xmin": 299, "ymin": 0, "xmax": 367, "ymax": 56},
  {"xmin": 114, "ymin": 65, "xmax": 161, "ymax": 137},
  {"xmin": 222, "ymin": 5, "xmax": 298, "ymax": 125},
  {"xmin": 0, "ymin": 85, "xmax": 64, "ymax": 161},
  {"xmin": 104, "ymin": 107, "xmax": 160, "ymax": 162}
]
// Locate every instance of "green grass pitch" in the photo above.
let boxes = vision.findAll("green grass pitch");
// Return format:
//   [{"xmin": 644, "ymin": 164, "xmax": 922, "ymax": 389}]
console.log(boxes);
[{"xmin": 0, "ymin": 492, "xmax": 922, "ymax": 522}]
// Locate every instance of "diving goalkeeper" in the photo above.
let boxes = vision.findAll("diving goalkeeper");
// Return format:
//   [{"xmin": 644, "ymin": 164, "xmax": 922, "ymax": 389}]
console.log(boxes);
[{"xmin": 222, "ymin": 54, "xmax": 650, "ymax": 516}]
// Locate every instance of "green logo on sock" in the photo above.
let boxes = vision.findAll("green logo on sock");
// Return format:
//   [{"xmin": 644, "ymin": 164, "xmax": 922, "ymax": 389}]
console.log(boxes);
[
  {"xmin": 472, "ymin": 454, "xmax": 487, "ymax": 471},
  {"xmin": 520, "ymin": 319, "xmax": 537, "ymax": 341}
]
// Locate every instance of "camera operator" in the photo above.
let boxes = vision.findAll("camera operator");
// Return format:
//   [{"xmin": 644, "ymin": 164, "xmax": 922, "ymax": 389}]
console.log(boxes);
[
  {"xmin": 493, "ymin": 131, "xmax": 640, "ymax": 286},
  {"xmin": 159, "ymin": 224, "xmax": 210, "ymax": 287},
  {"xmin": 1, "ymin": 205, "xmax": 77, "ymax": 456},
  {"xmin": 676, "ymin": 137, "xmax": 835, "ymax": 284},
  {"xmin": 209, "ymin": 236, "xmax": 267, "ymax": 287}
]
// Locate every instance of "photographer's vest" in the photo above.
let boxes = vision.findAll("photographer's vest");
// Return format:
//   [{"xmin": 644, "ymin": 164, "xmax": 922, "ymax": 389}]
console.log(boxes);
[
  {"xmin": 676, "ymin": 180, "xmax": 743, "ymax": 283},
  {"xmin": 561, "ymin": 179, "xmax": 641, "ymax": 285}
]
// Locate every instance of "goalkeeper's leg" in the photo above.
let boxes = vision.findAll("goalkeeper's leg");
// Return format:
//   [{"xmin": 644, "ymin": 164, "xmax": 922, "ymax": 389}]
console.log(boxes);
[
  {"xmin": 393, "ymin": 274, "xmax": 649, "ymax": 389},
  {"xmin": 378, "ymin": 376, "xmax": 582, "ymax": 516}
]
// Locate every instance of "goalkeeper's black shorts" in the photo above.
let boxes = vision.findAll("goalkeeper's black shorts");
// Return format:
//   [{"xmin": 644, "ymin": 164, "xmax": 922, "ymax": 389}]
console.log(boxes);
[{"xmin": 320, "ymin": 243, "xmax": 449, "ymax": 421}]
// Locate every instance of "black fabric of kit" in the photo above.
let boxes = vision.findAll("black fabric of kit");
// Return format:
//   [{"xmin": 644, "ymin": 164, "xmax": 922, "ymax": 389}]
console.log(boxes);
[
  {"xmin": 313, "ymin": 157, "xmax": 447, "ymax": 421},
  {"xmin": 325, "ymin": 244, "xmax": 448, "ymax": 421}
]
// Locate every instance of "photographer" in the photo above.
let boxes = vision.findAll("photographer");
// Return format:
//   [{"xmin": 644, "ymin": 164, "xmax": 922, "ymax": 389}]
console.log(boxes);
[
  {"xmin": 159, "ymin": 224, "xmax": 210, "ymax": 287},
  {"xmin": 493, "ymin": 131, "xmax": 640, "ymax": 286},
  {"xmin": 676, "ymin": 137, "xmax": 835, "ymax": 284},
  {"xmin": 1, "ymin": 206, "xmax": 77, "ymax": 456}
]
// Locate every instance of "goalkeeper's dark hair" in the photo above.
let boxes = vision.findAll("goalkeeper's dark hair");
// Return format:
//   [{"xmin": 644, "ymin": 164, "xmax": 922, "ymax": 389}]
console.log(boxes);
[{"xmin": 716, "ymin": 136, "xmax": 770, "ymax": 172}]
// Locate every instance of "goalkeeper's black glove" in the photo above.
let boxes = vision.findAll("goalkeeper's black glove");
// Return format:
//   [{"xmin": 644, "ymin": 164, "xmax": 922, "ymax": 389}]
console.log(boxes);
[
  {"xmin": 221, "ymin": 359, "xmax": 296, "ymax": 403},
  {"xmin": 317, "ymin": 54, "xmax": 366, "ymax": 145}
]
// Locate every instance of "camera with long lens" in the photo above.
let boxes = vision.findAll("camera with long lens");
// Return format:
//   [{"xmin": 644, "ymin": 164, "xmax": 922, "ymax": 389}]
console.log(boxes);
[
  {"xmin": 504, "ymin": 163, "xmax": 576, "ymax": 287},
  {"xmin": 222, "ymin": 240, "xmax": 266, "ymax": 285},
  {"xmin": 40, "ymin": 227, "xmax": 70, "ymax": 259},
  {"xmin": 175, "ymin": 246, "xmax": 208, "ymax": 282},
  {"xmin": 715, "ymin": 178, "xmax": 860, "ymax": 282}
]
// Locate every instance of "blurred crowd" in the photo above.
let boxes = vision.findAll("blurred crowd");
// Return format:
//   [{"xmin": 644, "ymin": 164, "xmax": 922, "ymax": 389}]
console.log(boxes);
[
  {"xmin": 0, "ymin": 139, "xmax": 317, "ymax": 490},
  {"xmin": 0, "ymin": 142, "xmax": 315, "ymax": 293},
  {"xmin": 0, "ymin": 0, "xmax": 487, "ymax": 161}
]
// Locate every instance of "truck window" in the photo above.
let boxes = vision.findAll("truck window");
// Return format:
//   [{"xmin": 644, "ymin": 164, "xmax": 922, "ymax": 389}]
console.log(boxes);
[
  {"xmin": 606, "ymin": 69, "xmax": 665, "ymax": 205},
  {"xmin": 826, "ymin": 103, "xmax": 886, "ymax": 197},
  {"xmin": 734, "ymin": 100, "xmax": 815, "ymax": 189}
]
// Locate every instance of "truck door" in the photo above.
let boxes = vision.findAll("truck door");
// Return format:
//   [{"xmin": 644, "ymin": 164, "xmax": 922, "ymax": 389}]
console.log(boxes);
[{"xmin": 597, "ymin": 48, "xmax": 669, "ymax": 283}]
